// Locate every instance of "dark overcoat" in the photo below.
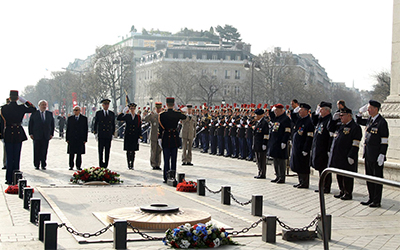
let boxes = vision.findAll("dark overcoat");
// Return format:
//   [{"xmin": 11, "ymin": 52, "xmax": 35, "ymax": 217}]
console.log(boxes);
[
  {"xmin": 267, "ymin": 113, "xmax": 291, "ymax": 159},
  {"xmin": 290, "ymin": 116, "xmax": 314, "ymax": 174},
  {"xmin": 117, "ymin": 113, "xmax": 142, "ymax": 151},
  {"xmin": 66, "ymin": 115, "xmax": 88, "ymax": 154},
  {"xmin": 158, "ymin": 109, "xmax": 186, "ymax": 148},
  {"xmin": 253, "ymin": 117, "xmax": 269, "ymax": 152},
  {"xmin": 311, "ymin": 114, "xmax": 333, "ymax": 171}
]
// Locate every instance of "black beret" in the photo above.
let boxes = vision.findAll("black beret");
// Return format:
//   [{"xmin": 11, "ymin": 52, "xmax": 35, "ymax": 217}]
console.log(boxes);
[
  {"xmin": 100, "ymin": 99, "xmax": 111, "ymax": 104},
  {"xmin": 340, "ymin": 107, "xmax": 353, "ymax": 114},
  {"xmin": 369, "ymin": 100, "xmax": 381, "ymax": 109},
  {"xmin": 320, "ymin": 101, "xmax": 332, "ymax": 109},
  {"xmin": 255, "ymin": 108, "xmax": 265, "ymax": 115},
  {"xmin": 300, "ymin": 103, "xmax": 311, "ymax": 110}
]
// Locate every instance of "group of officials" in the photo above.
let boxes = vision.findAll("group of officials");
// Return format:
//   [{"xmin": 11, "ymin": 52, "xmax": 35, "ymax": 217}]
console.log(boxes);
[{"xmin": 0, "ymin": 90, "xmax": 390, "ymax": 208}]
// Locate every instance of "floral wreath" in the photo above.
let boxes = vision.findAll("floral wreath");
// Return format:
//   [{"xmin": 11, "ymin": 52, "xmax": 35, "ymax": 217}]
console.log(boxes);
[
  {"xmin": 176, "ymin": 180, "xmax": 197, "ymax": 192},
  {"xmin": 5, "ymin": 184, "xmax": 34, "ymax": 194},
  {"xmin": 70, "ymin": 166, "xmax": 123, "ymax": 184}
]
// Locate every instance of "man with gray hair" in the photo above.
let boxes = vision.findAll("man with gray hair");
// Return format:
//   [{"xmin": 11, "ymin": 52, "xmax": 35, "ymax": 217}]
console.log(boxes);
[{"xmin": 29, "ymin": 100, "xmax": 55, "ymax": 170}]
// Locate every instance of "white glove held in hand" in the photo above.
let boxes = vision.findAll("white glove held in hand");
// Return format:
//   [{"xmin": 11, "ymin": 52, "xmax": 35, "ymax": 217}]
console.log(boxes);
[
  {"xmin": 138, "ymin": 139, "xmax": 140, "ymax": 144},
  {"xmin": 281, "ymin": 143, "xmax": 286, "ymax": 149},
  {"xmin": 332, "ymin": 112, "xmax": 340, "ymax": 120},
  {"xmin": 271, "ymin": 106, "xmax": 276, "ymax": 112},
  {"xmin": 377, "ymin": 154, "xmax": 385, "ymax": 166},
  {"xmin": 158, "ymin": 139, "xmax": 162, "ymax": 149},
  {"xmin": 302, "ymin": 151, "xmax": 308, "ymax": 156},
  {"xmin": 262, "ymin": 145, "xmax": 267, "ymax": 151},
  {"xmin": 123, "ymin": 107, "xmax": 129, "ymax": 113},
  {"xmin": 19, "ymin": 96, "xmax": 27, "ymax": 103},
  {"xmin": 294, "ymin": 106, "xmax": 300, "ymax": 113},
  {"xmin": 348, "ymin": 157, "xmax": 354, "ymax": 165},
  {"xmin": 359, "ymin": 104, "xmax": 368, "ymax": 113},
  {"xmin": 315, "ymin": 105, "xmax": 321, "ymax": 115}
]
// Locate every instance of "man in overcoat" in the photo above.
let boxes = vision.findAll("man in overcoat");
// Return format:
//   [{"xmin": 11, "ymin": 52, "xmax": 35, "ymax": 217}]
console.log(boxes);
[{"xmin": 66, "ymin": 106, "xmax": 88, "ymax": 170}]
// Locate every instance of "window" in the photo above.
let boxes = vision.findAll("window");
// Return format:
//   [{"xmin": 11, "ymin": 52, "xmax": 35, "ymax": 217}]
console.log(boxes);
[
  {"xmin": 212, "ymin": 69, "xmax": 217, "ymax": 79},
  {"xmin": 224, "ymin": 85, "xmax": 230, "ymax": 95},
  {"xmin": 202, "ymin": 54, "xmax": 207, "ymax": 60},
  {"xmin": 225, "ymin": 70, "xmax": 230, "ymax": 79},
  {"xmin": 192, "ymin": 54, "xmax": 197, "ymax": 60},
  {"xmin": 225, "ymin": 55, "xmax": 231, "ymax": 60},
  {"xmin": 235, "ymin": 70, "xmax": 240, "ymax": 79},
  {"xmin": 234, "ymin": 86, "xmax": 240, "ymax": 95},
  {"xmin": 236, "ymin": 55, "xmax": 241, "ymax": 61},
  {"xmin": 212, "ymin": 54, "xmax": 218, "ymax": 60},
  {"xmin": 178, "ymin": 53, "xmax": 184, "ymax": 59}
]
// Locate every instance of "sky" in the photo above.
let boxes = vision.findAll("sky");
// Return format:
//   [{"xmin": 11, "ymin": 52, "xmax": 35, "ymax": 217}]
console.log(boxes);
[{"xmin": 0, "ymin": 0, "xmax": 393, "ymax": 105}]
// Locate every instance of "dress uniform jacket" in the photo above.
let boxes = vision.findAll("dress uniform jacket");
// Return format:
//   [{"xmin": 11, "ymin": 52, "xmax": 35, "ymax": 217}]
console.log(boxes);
[
  {"xmin": 290, "ymin": 116, "xmax": 314, "ymax": 174},
  {"xmin": 93, "ymin": 110, "xmax": 115, "ymax": 139},
  {"xmin": 1, "ymin": 101, "xmax": 36, "ymax": 143},
  {"xmin": 267, "ymin": 113, "xmax": 291, "ymax": 159},
  {"xmin": 311, "ymin": 113, "xmax": 333, "ymax": 171},
  {"xmin": 28, "ymin": 110, "xmax": 55, "ymax": 140},
  {"xmin": 200, "ymin": 114, "xmax": 211, "ymax": 133},
  {"xmin": 117, "ymin": 113, "xmax": 142, "ymax": 151},
  {"xmin": 328, "ymin": 119, "xmax": 362, "ymax": 171},
  {"xmin": 217, "ymin": 117, "xmax": 225, "ymax": 136},
  {"xmin": 159, "ymin": 109, "xmax": 187, "ymax": 148},
  {"xmin": 356, "ymin": 115, "xmax": 389, "ymax": 162},
  {"xmin": 181, "ymin": 115, "xmax": 196, "ymax": 140},
  {"xmin": 66, "ymin": 115, "xmax": 88, "ymax": 154},
  {"xmin": 144, "ymin": 112, "xmax": 160, "ymax": 142},
  {"xmin": 253, "ymin": 117, "xmax": 269, "ymax": 152}
]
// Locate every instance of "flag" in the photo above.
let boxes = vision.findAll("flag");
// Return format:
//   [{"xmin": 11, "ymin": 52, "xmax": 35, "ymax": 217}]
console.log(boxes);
[{"xmin": 124, "ymin": 90, "xmax": 130, "ymax": 106}]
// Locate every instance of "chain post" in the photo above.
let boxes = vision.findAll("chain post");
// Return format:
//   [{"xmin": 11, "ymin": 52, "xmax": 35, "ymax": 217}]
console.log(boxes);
[
  {"xmin": 177, "ymin": 173, "xmax": 185, "ymax": 183},
  {"xmin": 44, "ymin": 221, "xmax": 58, "ymax": 250},
  {"xmin": 221, "ymin": 186, "xmax": 231, "ymax": 205},
  {"xmin": 18, "ymin": 179, "xmax": 27, "ymax": 199},
  {"xmin": 23, "ymin": 187, "xmax": 33, "ymax": 210},
  {"xmin": 262, "ymin": 215, "xmax": 276, "ymax": 243},
  {"xmin": 38, "ymin": 212, "xmax": 51, "ymax": 241},
  {"xmin": 316, "ymin": 214, "xmax": 331, "ymax": 241},
  {"xmin": 13, "ymin": 170, "xmax": 23, "ymax": 185},
  {"xmin": 251, "ymin": 195, "xmax": 263, "ymax": 216},
  {"xmin": 197, "ymin": 178, "xmax": 205, "ymax": 196},
  {"xmin": 30, "ymin": 198, "xmax": 40, "ymax": 224},
  {"xmin": 114, "ymin": 220, "xmax": 127, "ymax": 249}
]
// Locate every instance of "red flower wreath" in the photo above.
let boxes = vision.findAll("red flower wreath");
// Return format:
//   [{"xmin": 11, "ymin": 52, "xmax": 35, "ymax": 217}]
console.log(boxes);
[{"xmin": 176, "ymin": 180, "xmax": 197, "ymax": 192}]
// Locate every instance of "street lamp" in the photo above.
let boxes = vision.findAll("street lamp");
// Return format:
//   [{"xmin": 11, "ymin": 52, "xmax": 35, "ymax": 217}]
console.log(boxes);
[
  {"xmin": 244, "ymin": 60, "xmax": 261, "ymax": 104},
  {"xmin": 149, "ymin": 97, "xmax": 153, "ymax": 110}
]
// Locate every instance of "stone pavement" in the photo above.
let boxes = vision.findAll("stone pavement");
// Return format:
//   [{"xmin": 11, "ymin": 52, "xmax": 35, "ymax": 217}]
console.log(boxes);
[{"xmin": 1, "ymin": 128, "xmax": 400, "ymax": 249}]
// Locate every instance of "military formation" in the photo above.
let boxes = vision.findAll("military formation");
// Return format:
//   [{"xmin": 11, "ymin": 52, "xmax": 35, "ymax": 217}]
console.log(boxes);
[{"xmin": 0, "ymin": 90, "xmax": 390, "ymax": 208}]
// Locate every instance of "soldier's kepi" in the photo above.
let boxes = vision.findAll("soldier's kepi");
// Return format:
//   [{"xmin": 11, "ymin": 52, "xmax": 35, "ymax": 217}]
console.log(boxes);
[{"xmin": 158, "ymin": 97, "xmax": 187, "ymax": 184}]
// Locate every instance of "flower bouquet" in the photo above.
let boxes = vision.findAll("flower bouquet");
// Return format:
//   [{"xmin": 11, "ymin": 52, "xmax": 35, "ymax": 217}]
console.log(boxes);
[
  {"xmin": 5, "ymin": 184, "xmax": 34, "ymax": 194},
  {"xmin": 163, "ymin": 222, "xmax": 238, "ymax": 248},
  {"xmin": 176, "ymin": 180, "xmax": 197, "ymax": 193},
  {"xmin": 70, "ymin": 167, "xmax": 123, "ymax": 184}
]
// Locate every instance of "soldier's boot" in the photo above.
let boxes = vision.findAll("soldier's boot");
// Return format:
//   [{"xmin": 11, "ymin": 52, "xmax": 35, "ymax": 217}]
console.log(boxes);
[
  {"xmin": 126, "ymin": 152, "xmax": 133, "ymax": 170},
  {"xmin": 131, "ymin": 152, "xmax": 135, "ymax": 170}
]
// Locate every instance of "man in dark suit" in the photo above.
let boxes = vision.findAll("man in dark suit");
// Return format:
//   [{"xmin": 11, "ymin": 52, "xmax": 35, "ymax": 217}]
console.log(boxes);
[
  {"xmin": 66, "ymin": 106, "xmax": 88, "ymax": 170},
  {"xmin": 93, "ymin": 99, "xmax": 115, "ymax": 168},
  {"xmin": 253, "ymin": 108, "xmax": 269, "ymax": 179},
  {"xmin": 158, "ymin": 97, "xmax": 187, "ymax": 183},
  {"xmin": 356, "ymin": 100, "xmax": 389, "ymax": 207},
  {"xmin": 1, "ymin": 90, "xmax": 36, "ymax": 184},
  {"xmin": 28, "ymin": 100, "xmax": 55, "ymax": 170}
]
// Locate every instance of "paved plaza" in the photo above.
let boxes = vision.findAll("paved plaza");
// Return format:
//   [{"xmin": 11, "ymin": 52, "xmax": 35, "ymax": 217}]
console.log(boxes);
[{"xmin": 1, "ymin": 128, "xmax": 400, "ymax": 249}]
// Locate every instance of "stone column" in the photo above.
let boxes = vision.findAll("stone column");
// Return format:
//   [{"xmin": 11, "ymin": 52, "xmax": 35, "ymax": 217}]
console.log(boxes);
[{"xmin": 386, "ymin": 0, "xmax": 400, "ymax": 102}]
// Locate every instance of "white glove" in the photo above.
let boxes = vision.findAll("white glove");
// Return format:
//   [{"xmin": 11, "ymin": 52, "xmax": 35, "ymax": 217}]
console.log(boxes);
[
  {"xmin": 196, "ymin": 126, "xmax": 199, "ymax": 130},
  {"xmin": 245, "ymin": 125, "xmax": 248, "ymax": 128},
  {"xmin": 138, "ymin": 139, "xmax": 140, "ymax": 144},
  {"xmin": 232, "ymin": 119, "xmax": 235, "ymax": 123},
  {"xmin": 359, "ymin": 104, "xmax": 368, "ymax": 113},
  {"xmin": 377, "ymin": 154, "xmax": 385, "ymax": 166},
  {"xmin": 327, "ymin": 152, "xmax": 330, "ymax": 158},
  {"xmin": 237, "ymin": 125, "xmax": 240, "ymax": 128},
  {"xmin": 315, "ymin": 105, "xmax": 321, "ymax": 115},
  {"xmin": 332, "ymin": 112, "xmax": 340, "ymax": 120},
  {"xmin": 174, "ymin": 103, "xmax": 179, "ymax": 110},
  {"xmin": 281, "ymin": 143, "xmax": 286, "ymax": 149},
  {"xmin": 158, "ymin": 139, "xmax": 162, "ymax": 149},
  {"xmin": 302, "ymin": 151, "xmax": 308, "ymax": 156},
  {"xmin": 229, "ymin": 123, "xmax": 232, "ymax": 126},
  {"xmin": 294, "ymin": 106, "xmax": 300, "ymax": 113},
  {"xmin": 240, "ymin": 120, "xmax": 243, "ymax": 125},
  {"xmin": 262, "ymin": 145, "xmax": 267, "ymax": 151},
  {"xmin": 247, "ymin": 120, "xmax": 250, "ymax": 125},
  {"xmin": 209, "ymin": 123, "xmax": 212, "ymax": 126},
  {"xmin": 19, "ymin": 96, "xmax": 27, "ymax": 103},
  {"xmin": 348, "ymin": 157, "xmax": 354, "ymax": 165},
  {"xmin": 181, "ymin": 107, "xmax": 187, "ymax": 113},
  {"xmin": 123, "ymin": 106, "xmax": 129, "ymax": 113},
  {"xmin": 271, "ymin": 106, "xmax": 276, "ymax": 112}
]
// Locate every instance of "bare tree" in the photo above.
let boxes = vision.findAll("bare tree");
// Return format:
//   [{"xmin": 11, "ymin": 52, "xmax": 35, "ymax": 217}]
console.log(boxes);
[{"xmin": 371, "ymin": 70, "xmax": 390, "ymax": 103}]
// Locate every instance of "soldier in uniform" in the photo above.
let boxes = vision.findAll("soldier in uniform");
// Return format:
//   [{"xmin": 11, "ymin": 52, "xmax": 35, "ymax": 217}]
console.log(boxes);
[
  {"xmin": 290, "ymin": 103, "xmax": 314, "ymax": 189},
  {"xmin": 57, "ymin": 112, "xmax": 66, "ymax": 139},
  {"xmin": 253, "ymin": 108, "xmax": 269, "ymax": 179},
  {"xmin": 267, "ymin": 104, "xmax": 291, "ymax": 184},
  {"xmin": 117, "ymin": 103, "xmax": 142, "ymax": 170},
  {"xmin": 246, "ymin": 111, "xmax": 255, "ymax": 161},
  {"xmin": 224, "ymin": 109, "xmax": 232, "ymax": 157},
  {"xmin": 93, "ymin": 99, "xmax": 115, "ymax": 168},
  {"xmin": 356, "ymin": 100, "xmax": 389, "ymax": 207},
  {"xmin": 1, "ymin": 91, "xmax": 36, "ymax": 184},
  {"xmin": 181, "ymin": 104, "xmax": 196, "ymax": 165},
  {"xmin": 217, "ymin": 109, "xmax": 225, "ymax": 156},
  {"xmin": 158, "ymin": 97, "xmax": 187, "ymax": 183},
  {"xmin": 66, "ymin": 106, "xmax": 88, "ymax": 170},
  {"xmin": 144, "ymin": 102, "xmax": 162, "ymax": 170},
  {"xmin": 209, "ymin": 108, "xmax": 218, "ymax": 155},
  {"xmin": 329, "ymin": 107, "xmax": 362, "ymax": 200},
  {"xmin": 311, "ymin": 101, "xmax": 333, "ymax": 193}
]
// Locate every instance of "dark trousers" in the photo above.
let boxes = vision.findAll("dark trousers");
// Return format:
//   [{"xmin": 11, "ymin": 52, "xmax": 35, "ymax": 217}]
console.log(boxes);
[
  {"xmin": 297, "ymin": 173, "xmax": 310, "ymax": 187},
  {"xmin": 69, "ymin": 154, "xmax": 82, "ymax": 169},
  {"xmin": 365, "ymin": 160, "xmax": 384, "ymax": 203},
  {"xmin": 33, "ymin": 139, "xmax": 49, "ymax": 168},
  {"xmin": 210, "ymin": 134, "xmax": 217, "ymax": 154},
  {"xmin": 238, "ymin": 137, "xmax": 247, "ymax": 159},
  {"xmin": 224, "ymin": 136, "xmax": 232, "ymax": 156},
  {"xmin": 5, "ymin": 142, "xmax": 22, "ymax": 183},
  {"xmin": 201, "ymin": 132, "xmax": 209, "ymax": 152},
  {"xmin": 98, "ymin": 138, "xmax": 112, "ymax": 168},
  {"xmin": 126, "ymin": 151, "xmax": 135, "ymax": 169},
  {"xmin": 246, "ymin": 137, "xmax": 254, "ymax": 160},
  {"xmin": 217, "ymin": 135, "xmax": 224, "ymax": 155},
  {"xmin": 337, "ymin": 175, "xmax": 354, "ymax": 196},
  {"xmin": 273, "ymin": 158, "xmax": 286, "ymax": 181},
  {"xmin": 318, "ymin": 170, "xmax": 332, "ymax": 192},
  {"xmin": 163, "ymin": 147, "xmax": 178, "ymax": 181},
  {"xmin": 59, "ymin": 127, "xmax": 64, "ymax": 138},
  {"xmin": 255, "ymin": 151, "xmax": 267, "ymax": 177},
  {"xmin": 231, "ymin": 136, "xmax": 238, "ymax": 157},
  {"xmin": 194, "ymin": 134, "xmax": 200, "ymax": 147}
]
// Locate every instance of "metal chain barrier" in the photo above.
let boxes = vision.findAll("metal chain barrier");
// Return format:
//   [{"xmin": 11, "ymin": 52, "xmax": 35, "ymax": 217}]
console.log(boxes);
[
  {"xmin": 58, "ymin": 223, "xmax": 114, "ymax": 238},
  {"xmin": 227, "ymin": 190, "xmax": 252, "ymax": 206},
  {"xmin": 276, "ymin": 215, "xmax": 320, "ymax": 232},
  {"xmin": 127, "ymin": 222, "xmax": 164, "ymax": 240},
  {"xmin": 227, "ymin": 217, "xmax": 265, "ymax": 236},
  {"xmin": 204, "ymin": 185, "xmax": 222, "ymax": 194}
]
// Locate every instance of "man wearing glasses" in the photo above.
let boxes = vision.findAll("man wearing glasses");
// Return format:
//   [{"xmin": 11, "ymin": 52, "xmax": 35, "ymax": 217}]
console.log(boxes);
[{"xmin": 66, "ymin": 106, "xmax": 88, "ymax": 170}]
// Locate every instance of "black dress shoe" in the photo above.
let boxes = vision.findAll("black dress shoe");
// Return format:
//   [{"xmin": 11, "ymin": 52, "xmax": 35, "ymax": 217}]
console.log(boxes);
[
  {"xmin": 163, "ymin": 180, "xmax": 167, "ymax": 183},
  {"xmin": 340, "ymin": 194, "xmax": 352, "ymax": 200},
  {"xmin": 186, "ymin": 162, "xmax": 193, "ymax": 166},
  {"xmin": 369, "ymin": 202, "xmax": 381, "ymax": 208},
  {"xmin": 297, "ymin": 185, "xmax": 309, "ymax": 189},
  {"xmin": 182, "ymin": 162, "xmax": 187, "ymax": 165},
  {"xmin": 5, "ymin": 181, "xmax": 12, "ymax": 185},
  {"xmin": 35, "ymin": 166, "xmax": 39, "ymax": 170},
  {"xmin": 360, "ymin": 200, "xmax": 373, "ymax": 206},
  {"xmin": 2, "ymin": 166, "xmax": 6, "ymax": 170},
  {"xmin": 216, "ymin": 154, "xmax": 222, "ymax": 156},
  {"xmin": 255, "ymin": 176, "xmax": 266, "ymax": 179},
  {"xmin": 69, "ymin": 167, "xmax": 74, "ymax": 170},
  {"xmin": 293, "ymin": 183, "xmax": 300, "ymax": 188},
  {"xmin": 334, "ymin": 193, "xmax": 344, "ymax": 198},
  {"xmin": 41, "ymin": 166, "xmax": 46, "ymax": 170},
  {"xmin": 315, "ymin": 189, "xmax": 331, "ymax": 194},
  {"xmin": 77, "ymin": 167, "xmax": 82, "ymax": 170},
  {"xmin": 271, "ymin": 178, "xmax": 279, "ymax": 183},
  {"xmin": 276, "ymin": 179, "xmax": 285, "ymax": 184}
]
